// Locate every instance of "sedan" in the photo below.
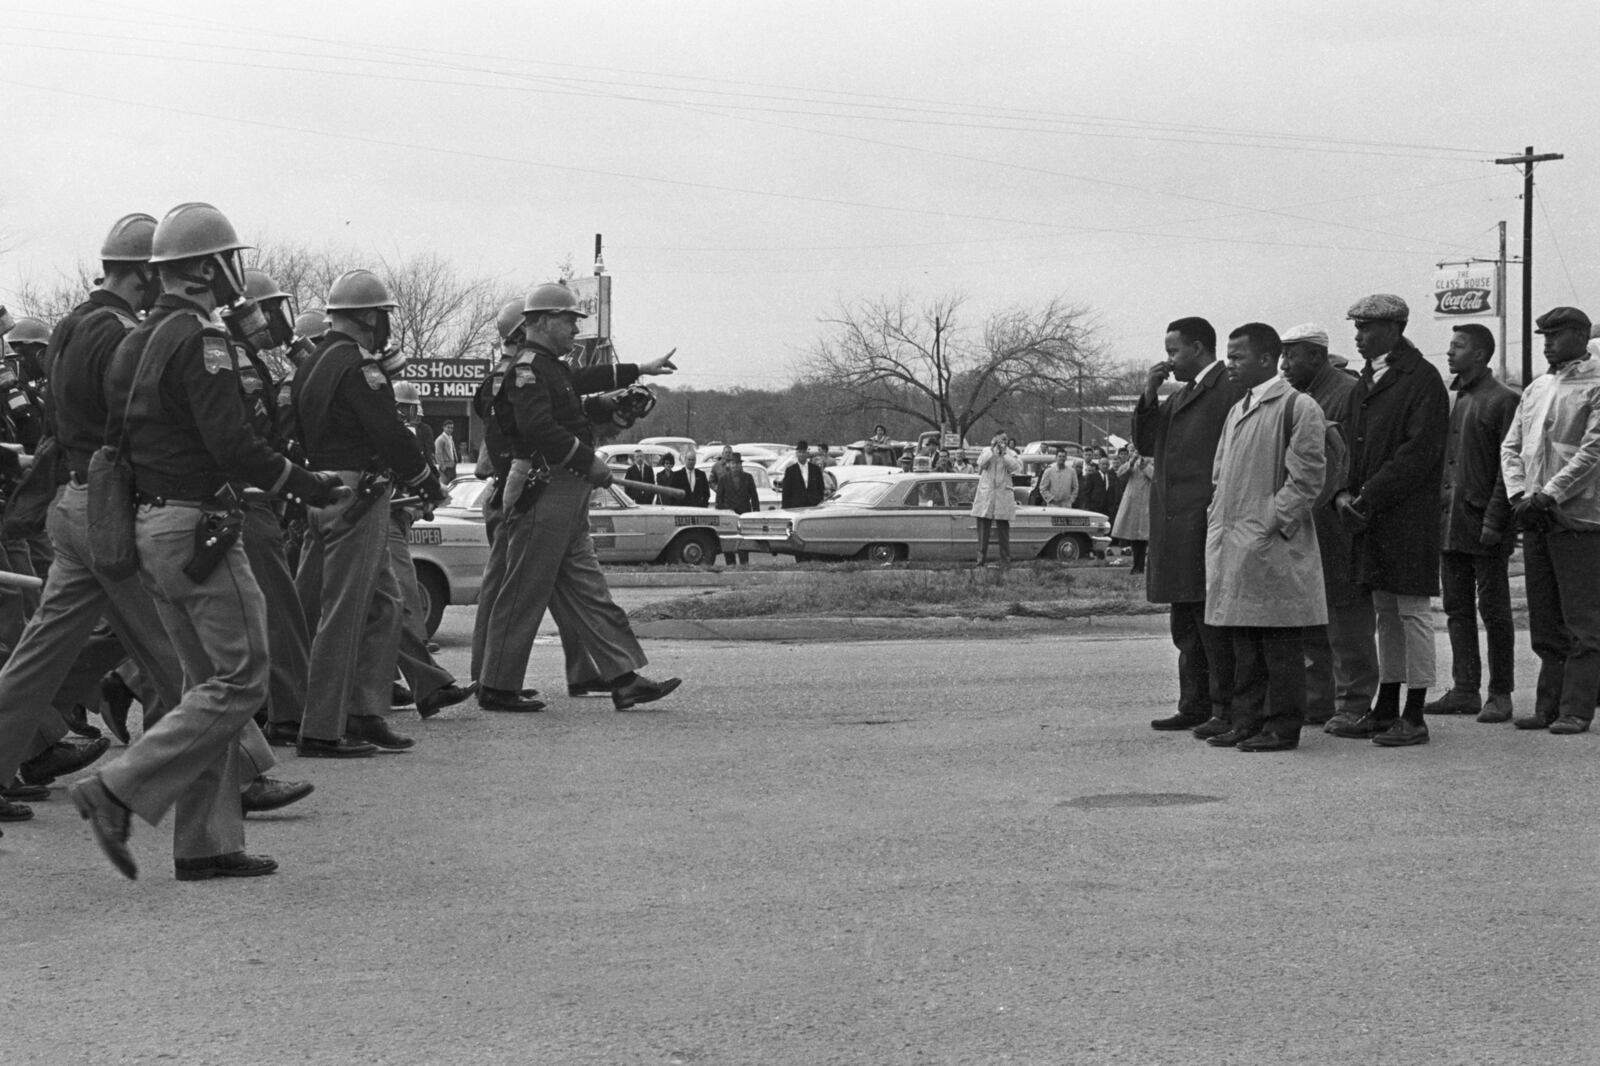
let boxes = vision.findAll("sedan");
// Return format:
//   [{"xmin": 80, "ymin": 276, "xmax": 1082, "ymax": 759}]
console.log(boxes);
[
  {"xmin": 406, "ymin": 477, "xmax": 745, "ymax": 635},
  {"xmin": 736, "ymin": 472, "xmax": 1111, "ymax": 563}
]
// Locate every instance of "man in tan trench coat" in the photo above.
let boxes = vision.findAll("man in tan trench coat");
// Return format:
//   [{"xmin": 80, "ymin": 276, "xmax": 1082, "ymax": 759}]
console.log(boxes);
[{"xmin": 1203, "ymin": 323, "xmax": 1328, "ymax": 751}]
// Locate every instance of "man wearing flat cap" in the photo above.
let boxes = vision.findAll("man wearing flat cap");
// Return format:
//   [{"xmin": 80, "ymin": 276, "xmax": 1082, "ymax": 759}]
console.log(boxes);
[
  {"xmin": 1325, "ymin": 294, "xmax": 1449, "ymax": 748},
  {"xmin": 1279, "ymin": 323, "xmax": 1368, "ymax": 728},
  {"xmin": 1500, "ymin": 306, "xmax": 1600, "ymax": 734}
]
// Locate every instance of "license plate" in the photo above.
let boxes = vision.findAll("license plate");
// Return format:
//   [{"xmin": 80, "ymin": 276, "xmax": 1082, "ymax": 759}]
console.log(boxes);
[{"xmin": 408, "ymin": 526, "xmax": 442, "ymax": 545}]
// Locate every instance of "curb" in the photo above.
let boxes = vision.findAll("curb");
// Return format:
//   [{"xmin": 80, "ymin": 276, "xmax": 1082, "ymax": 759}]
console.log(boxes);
[{"xmin": 633, "ymin": 613, "xmax": 1174, "ymax": 642}]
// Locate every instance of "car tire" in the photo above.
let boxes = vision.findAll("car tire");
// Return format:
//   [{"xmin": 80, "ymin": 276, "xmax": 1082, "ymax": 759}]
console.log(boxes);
[
  {"xmin": 863, "ymin": 543, "xmax": 906, "ymax": 564},
  {"xmin": 1046, "ymin": 534, "xmax": 1086, "ymax": 562},
  {"xmin": 415, "ymin": 563, "xmax": 448, "ymax": 638},
  {"xmin": 663, "ymin": 530, "xmax": 718, "ymax": 566}
]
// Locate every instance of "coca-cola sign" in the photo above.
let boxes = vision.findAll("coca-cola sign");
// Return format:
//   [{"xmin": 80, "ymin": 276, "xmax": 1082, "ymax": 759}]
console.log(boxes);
[{"xmin": 1433, "ymin": 264, "xmax": 1497, "ymax": 319}]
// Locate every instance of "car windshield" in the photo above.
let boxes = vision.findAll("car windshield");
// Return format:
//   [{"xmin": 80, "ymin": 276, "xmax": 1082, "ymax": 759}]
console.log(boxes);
[
  {"xmin": 446, "ymin": 478, "xmax": 489, "ymax": 509},
  {"xmin": 823, "ymin": 480, "xmax": 895, "ymax": 507}
]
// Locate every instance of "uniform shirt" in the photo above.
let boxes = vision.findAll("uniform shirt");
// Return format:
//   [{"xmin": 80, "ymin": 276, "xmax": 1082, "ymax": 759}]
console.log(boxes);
[
  {"xmin": 48, "ymin": 289, "xmax": 139, "ymax": 478},
  {"xmin": 291, "ymin": 331, "xmax": 430, "ymax": 486},
  {"xmin": 1501, "ymin": 355, "xmax": 1600, "ymax": 530},
  {"xmin": 473, "ymin": 351, "xmax": 517, "ymax": 480},
  {"xmin": 103, "ymin": 294, "xmax": 303, "ymax": 501},
  {"xmin": 493, "ymin": 341, "xmax": 641, "ymax": 474}
]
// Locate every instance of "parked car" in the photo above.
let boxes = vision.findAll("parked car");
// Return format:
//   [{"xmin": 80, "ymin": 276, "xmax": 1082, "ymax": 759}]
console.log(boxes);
[
  {"xmin": 696, "ymin": 460, "xmax": 782, "ymax": 511},
  {"xmin": 638, "ymin": 436, "xmax": 698, "ymax": 468},
  {"xmin": 736, "ymin": 472, "xmax": 1112, "ymax": 563},
  {"xmin": 823, "ymin": 464, "xmax": 902, "ymax": 495},
  {"xmin": 407, "ymin": 477, "xmax": 746, "ymax": 635}
]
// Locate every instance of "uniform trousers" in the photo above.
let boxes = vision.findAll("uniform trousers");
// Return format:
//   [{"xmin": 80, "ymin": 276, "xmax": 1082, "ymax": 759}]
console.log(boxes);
[
  {"xmin": 1168, "ymin": 599, "xmax": 1234, "ymax": 722},
  {"xmin": 298, "ymin": 477, "xmax": 400, "ymax": 742},
  {"xmin": 0, "ymin": 485, "xmax": 186, "ymax": 781},
  {"xmin": 97, "ymin": 503, "xmax": 269, "ymax": 861},
  {"xmin": 1439, "ymin": 549, "xmax": 1515, "ymax": 696},
  {"xmin": 241, "ymin": 501, "xmax": 310, "ymax": 727},
  {"xmin": 387, "ymin": 507, "xmax": 454, "ymax": 702},
  {"xmin": 1302, "ymin": 592, "xmax": 1379, "ymax": 721},
  {"xmin": 478, "ymin": 472, "xmax": 645, "ymax": 692},
  {"xmin": 1227, "ymin": 626, "xmax": 1305, "ymax": 737},
  {"xmin": 1372, "ymin": 590, "xmax": 1435, "ymax": 689},
  {"xmin": 468, "ymin": 492, "xmax": 506, "ymax": 684},
  {"xmin": 1522, "ymin": 527, "xmax": 1600, "ymax": 723}
]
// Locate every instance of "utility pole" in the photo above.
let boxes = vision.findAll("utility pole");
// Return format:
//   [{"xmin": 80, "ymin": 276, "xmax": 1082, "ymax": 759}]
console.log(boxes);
[
  {"xmin": 1496, "ymin": 221, "xmax": 1508, "ymax": 382},
  {"xmin": 1495, "ymin": 146, "xmax": 1563, "ymax": 385}
]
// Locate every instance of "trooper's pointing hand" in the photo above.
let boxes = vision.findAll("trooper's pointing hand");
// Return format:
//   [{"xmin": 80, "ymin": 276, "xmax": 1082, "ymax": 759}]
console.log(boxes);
[{"xmin": 640, "ymin": 348, "xmax": 677, "ymax": 375}]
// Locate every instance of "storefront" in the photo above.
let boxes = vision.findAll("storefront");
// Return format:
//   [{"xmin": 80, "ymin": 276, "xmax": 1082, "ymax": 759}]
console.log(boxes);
[{"xmin": 400, "ymin": 357, "xmax": 492, "ymax": 466}]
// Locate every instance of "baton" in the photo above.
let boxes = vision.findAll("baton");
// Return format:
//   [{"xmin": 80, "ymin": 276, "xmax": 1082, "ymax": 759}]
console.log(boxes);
[
  {"xmin": 0, "ymin": 569, "xmax": 43, "ymax": 591},
  {"xmin": 614, "ymin": 478, "xmax": 686, "ymax": 500}
]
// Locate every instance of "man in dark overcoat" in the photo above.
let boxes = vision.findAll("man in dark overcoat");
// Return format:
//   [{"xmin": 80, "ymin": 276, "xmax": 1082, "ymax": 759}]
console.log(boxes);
[
  {"xmin": 1132, "ymin": 316, "xmax": 1247, "ymax": 734},
  {"xmin": 1327, "ymin": 294, "xmax": 1449, "ymax": 748}
]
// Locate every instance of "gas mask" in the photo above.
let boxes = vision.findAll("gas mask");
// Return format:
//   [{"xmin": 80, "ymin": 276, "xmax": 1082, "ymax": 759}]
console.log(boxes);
[
  {"xmin": 223, "ymin": 295, "xmax": 297, "ymax": 357},
  {"xmin": 10, "ymin": 345, "xmax": 45, "ymax": 382},
  {"xmin": 0, "ymin": 361, "xmax": 17, "ymax": 390},
  {"xmin": 603, "ymin": 383, "xmax": 657, "ymax": 430}
]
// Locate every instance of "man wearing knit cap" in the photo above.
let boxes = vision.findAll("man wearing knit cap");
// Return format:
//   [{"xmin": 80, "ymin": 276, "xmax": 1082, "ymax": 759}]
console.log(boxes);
[
  {"xmin": 1325, "ymin": 294, "xmax": 1449, "ymax": 747},
  {"xmin": 1279, "ymin": 323, "xmax": 1369, "ymax": 728},
  {"xmin": 1501, "ymin": 306, "xmax": 1600, "ymax": 734}
]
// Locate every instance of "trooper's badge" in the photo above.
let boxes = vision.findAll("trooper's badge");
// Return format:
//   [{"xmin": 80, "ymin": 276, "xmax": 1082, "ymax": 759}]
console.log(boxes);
[
  {"xmin": 514, "ymin": 366, "xmax": 537, "ymax": 387},
  {"xmin": 362, "ymin": 365, "xmax": 387, "ymax": 390},
  {"xmin": 202, "ymin": 336, "xmax": 233, "ymax": 374}
]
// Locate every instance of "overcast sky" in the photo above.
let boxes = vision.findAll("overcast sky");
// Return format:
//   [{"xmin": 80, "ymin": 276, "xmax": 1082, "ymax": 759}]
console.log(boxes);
[{"xmin": 3, "ymin": 0, "xmax": 1595, "ymax": 389}]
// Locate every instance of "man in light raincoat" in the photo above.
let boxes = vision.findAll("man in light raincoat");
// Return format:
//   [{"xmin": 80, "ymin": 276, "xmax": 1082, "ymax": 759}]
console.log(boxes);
[{"xmin": 1203, "ymin": 323, "xmax": 1328, "ymax": 751}]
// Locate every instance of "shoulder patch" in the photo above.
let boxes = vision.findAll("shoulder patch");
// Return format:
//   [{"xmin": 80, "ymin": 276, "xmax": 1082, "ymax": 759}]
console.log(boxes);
[
  {"xmin": 514, "ymin": 365, "xmax": 538, "ymax": 387},
  {"xmin": 202, "ymin": 335, "xmax": 233, "ymax": 374},
  {"xmin": 362, "ymin": 364, "xmax": 388, "ymax": 390}
]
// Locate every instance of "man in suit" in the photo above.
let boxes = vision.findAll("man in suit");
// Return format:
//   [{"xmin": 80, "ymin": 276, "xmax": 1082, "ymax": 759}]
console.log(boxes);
[
  {"xmin": 1074, "ymin": 449, "xmax": 1110, "ymax": 515},
  {"xmin": 1132, "ymin": 316, "xmax": 1248, "ymax": 735},
  {"xmin": 716, "ymin": 452, "xmax": 761, "ymax": 565},
  {"xmin": 781, "ymin": 440, "xmax": 823, "ymax": 508},
  {"xmin": 667, "ymin": 456, "xmax": 711, "ymax": 507},
  {"xmin": 623, "ymin": 449, "xmax": 655, "ymax": 504}
]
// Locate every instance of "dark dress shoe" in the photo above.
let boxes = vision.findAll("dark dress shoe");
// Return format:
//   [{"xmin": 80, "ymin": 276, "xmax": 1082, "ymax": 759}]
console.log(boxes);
[
  {"xmin": 1150, "ymin": 711, "xmax": 1209, "ymax": 731},
  {"xmin": 1372, "ymin": 719, "xmax": 1430, "ymax": 747},
  {"xmin": 1548, "ymin": 715, "xmax": 1591, "ymax": 735},
  {"xmin": 478, "ymin": 686, "xmax": 547, "ymax": 712},
  {"xmin": 241, "ymin": 776, "xmax": 315, "ymax": 813},
  {"xmin": 613, "ymin": 675, "xmax": 682, "ymax": 711},
  {"xmin": 1422, "ymin": 690, "xmax": 1481, "ymax": 715},
  {"xmin": 3, "ymin": 776, "xmax": 49, "ymax": 801},
  {"xmin": 567, "ymin": 680, "xmax": 611, "ymax": 698},
  {"xmin": 0, "ymin": 797, "xmax": 34, "ymax": 821},
  {"xmin": 345, "ymin": 716, "xmax": 415, "ymax": 751},
  {"xmin": 69, "ymin": 774, "xmax": 136, "ymax": 880},
  {"xmin": 297, "ymin": 736, "xmax": 378, "ymax": 759},
  {"xmin": 1191, "ymin": 717, "xmax": 1232, "ymax": 739},
  {"xmin": 98, "ymin": 672, "xmax": 137, "ymax": 744},
  {"xmin": 1326, "ymin": 713, "xmax": 1391, "ymax": 739},
  {"xmin": 1205, "ymin": 727, "xmax": 1255, "ymax": 748},
  {"xmin": 417, "ymin": 682, "xmax": 472, "ymax": 719},
  {"xmin": 1514, "ymin": 712, "xmax": 1555, "ymax": 730},
  {"xmin": 175, "ymin": 852, "xmax": 278, "ymax": 882},
  {"xmin": 391, "ymin": 682, "xmax": 415, "ymax": 707},
  {"xmin": 65, "ymin": 704, "xmax": 103, "ymax": 740},
  {"xmin": 20, "ymin": 737, "xmax": 112, "ymax": 786},
  {"xmin": 264, "ymin": 721, "xmax": 302, "ymax": 747},
  {"xmin": 1238, "ymin": 731, "xmax": 1299, "ymax": 752}
]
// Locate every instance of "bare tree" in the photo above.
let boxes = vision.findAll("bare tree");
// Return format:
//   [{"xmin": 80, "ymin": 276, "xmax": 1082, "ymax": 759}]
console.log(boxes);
[
  {"xmin": 802, "ymin": 292, "xmax": 1108, "ymax": 441},
  {"xmin": 379, "ymin": 251, "xmax": 500, "ymax": 362},
  {"xmin": 11, "ymin": 262, "xmax": 99, "ymax": 322}
]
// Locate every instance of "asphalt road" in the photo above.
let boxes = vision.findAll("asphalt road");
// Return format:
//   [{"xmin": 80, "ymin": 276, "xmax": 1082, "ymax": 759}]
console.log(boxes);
[{"xmin": 6, "ymin": 603, "xmax": 1597, "ymax": 1066}]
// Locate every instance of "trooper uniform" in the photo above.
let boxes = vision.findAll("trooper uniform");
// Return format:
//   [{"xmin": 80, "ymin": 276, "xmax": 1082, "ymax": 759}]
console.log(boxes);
[
  {"xmin": 468, "ymin": 300, "xmax": 525, "ymax": 685},
  {"xmin": 292, "ymin": 270, "xmax": 441, "ymax": 752},
  {"xmin": 80, "ymin": 201, "xmax": 344, "ymax": 879},
  {"xmin": 477, "ymin": 285, "xmax": 670, "ymax": 707}
]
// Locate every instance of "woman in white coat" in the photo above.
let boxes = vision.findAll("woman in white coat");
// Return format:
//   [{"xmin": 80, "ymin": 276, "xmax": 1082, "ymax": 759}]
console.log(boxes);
[{"xmin": 971, "ymin": 432, "xmax": 1023, "ymax": 565}]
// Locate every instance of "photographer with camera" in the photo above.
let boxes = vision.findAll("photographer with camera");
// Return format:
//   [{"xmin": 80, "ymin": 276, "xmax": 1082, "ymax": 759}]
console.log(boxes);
[{"xmin": 972, "ymin": 431, "xmax": 1022, "ymax": 566}]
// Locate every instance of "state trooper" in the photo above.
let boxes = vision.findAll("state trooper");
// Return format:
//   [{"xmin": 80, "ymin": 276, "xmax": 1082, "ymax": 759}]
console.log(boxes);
[
  {"xmin": 476, "ymin": 282, "xmax": 680, "ymax": 712},
  {"xmin": 1, "ymin": 316, "xmax": 50, "ymax": 453},
  {"xmin": 291, "ymin": 269, "xmax": 446, "ymax": 757},
  {"xmin": 68, "ymin": 202, "xmax": 348, "ymax": 880}
]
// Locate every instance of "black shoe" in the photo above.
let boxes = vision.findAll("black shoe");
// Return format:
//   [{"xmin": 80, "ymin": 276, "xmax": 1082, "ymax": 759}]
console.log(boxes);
[
  {"xmin": 174, "ymin": 852, "xmax": 278, "ymax": 882},
  {"xmin": 3, "ymin": 776, "xmax": 49, "ymax": 801},
  {"xmin": 417, "ymin": 682, "xmax": 472, "ymax": 719},
  {"xmin": 1514, "ymin": 711, "xmax": 1555, "ymax": 731},
  {"xmin": 264, "ymin": 721, "xmax": 302, "ymax": 747},
  {"xmin": 1190, "ymin": 717, "xmax": 1231, "ymax": 740},
  {"xmin": 241, "ymin": 776, "xmax": 315, "ymax": 813},
  {"xmin": 1205, "ymin": 727, "xmax": 1255, "ymax": 748},
  {"xmin": 344, "ymin": 716, "xmax": 415, "ymax": 751},
  {"xmin": 297, "ymin": 736, "xmax": 378, "ymax": 759},
  {"xmin": 1422, "ymin": 689, "xmax": 1481, "ymax": 715},
  {"xmin": 391, "ymin": 682, "xmax": 415, "ymax": 708},
  {"xmin": 1150, "ymin": 712, "xmax": 1209, "ymax": 731},
  {"xmin": 1372, "ymin": 719, "xmax": 1430, "ymax": 747},
  {"xmin": 478, "ymin": 686, "xmax": 547, "ymax": 713},
  {"xmin": 567, "ymin": 680, "xmax": 611, "ymax": 698},
  {"xmin": 1326, "ymin": 712, "xmax": 1392, "ymax": 739},
  {"xmin": 1238, "ymin": 731, "xmax": 1300, "ymax": 752},
  {"xmin": 20, "ymin": 738, "xmax": 112, "ymax": 786},
  {"xmin": 612, "ymin": 675, "xmax": 682, "ymax": 711},
  {"xmin": 0, "ymin": 797, "xmax": 33, "ymax": 821},
  {"xmin": 64, "ymin": 704, "xmax": 102, "ymax": 740},
  {"xmin": 99, "ymin": 673, "xmax": 137, "ymax": 744},
  {"xmin": 69, "ymin": 774, "xmax": 136, "ymax": 880}
]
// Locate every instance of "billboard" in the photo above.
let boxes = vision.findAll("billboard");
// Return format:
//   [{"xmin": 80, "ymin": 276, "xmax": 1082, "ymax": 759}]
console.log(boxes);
[
  {"xmin": 1432, "ymin": 263, "xmax": 1497, "ymax": 319},
  {"xmin": 568, "ymin": 275, "xmax": 612, "ymax": 340},
  {"xmin": 400, "ymin": 358, "xmax": 492, "ymax": 400}
]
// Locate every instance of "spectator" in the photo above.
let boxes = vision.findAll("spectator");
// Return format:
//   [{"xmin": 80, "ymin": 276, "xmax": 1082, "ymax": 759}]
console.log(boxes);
[
  {"xmin": 1074, "ymin": 452, "xmax": 1110, "ymax": 517},
  {"xmin": 668, "ymin": 452, "xmax": 711, "ymax": 508},
  {"xmin": 434, "ymin": 419, "xmax": 459, "ymax": 480},
  {"xmin": 1102, "ymin": 450, "xmax": 1125, "ymax": 535},
  {"xmin": 1038, "ymin": 448, "xmax": 1079, "ymax": 508},
  {"xmin": 1501, "ymin": 306, "xmax": 1600, "ymax": 734},
  {"xmin": 1111, "ymin": 449, "xmax": 1153, "ymax": 575},
  {"xmin": 623, "ymin": 449, "xmax": 656, "ymax": 504},
  {"xmin": 782, "ymin": 440, "xmax": 823, "ymax": 508},
  {"xmin": 972, "ymin": 432, "xmax": 1022, "ymax": 565},
  {"xmin": 814, "ymin": 442, "xmax": 834, "ymax": 468},
  {"xmin": 716, "ymin": 452, "xmax": 761, "ymax": 566}
]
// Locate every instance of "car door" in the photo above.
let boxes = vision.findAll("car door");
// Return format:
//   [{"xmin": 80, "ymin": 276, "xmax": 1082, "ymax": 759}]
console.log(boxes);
[
  {"xmin": 945, "ymin": 478, "xmax": 980, "ymax": 560},
  {"xmin": 896, "ymin": 479, "xmax": 953, "ymax": 559},
  {"xmin": 589, "ymin": 486, "xmax": 651, "ymax": 562}
]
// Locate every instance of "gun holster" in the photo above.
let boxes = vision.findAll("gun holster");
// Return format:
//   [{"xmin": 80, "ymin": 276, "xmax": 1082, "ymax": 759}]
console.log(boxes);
[{"xmin": 182, "ymin": 505, "xmax": 245, "ymax": 584}]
